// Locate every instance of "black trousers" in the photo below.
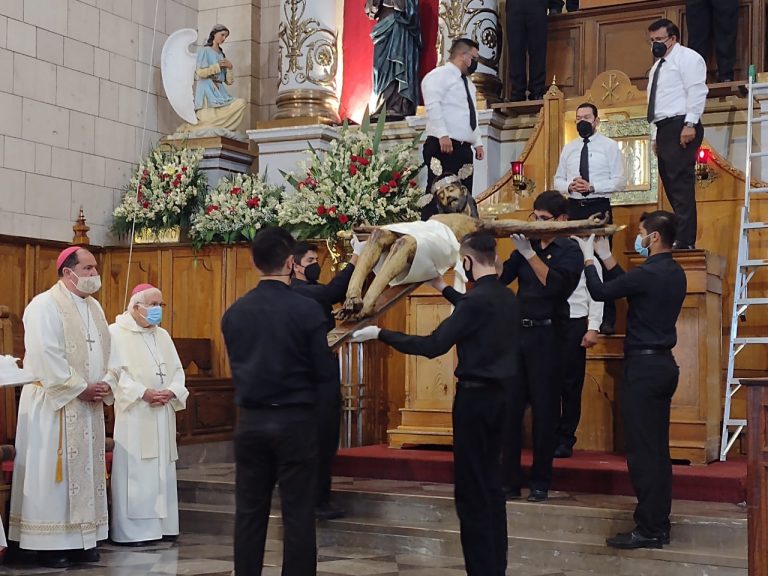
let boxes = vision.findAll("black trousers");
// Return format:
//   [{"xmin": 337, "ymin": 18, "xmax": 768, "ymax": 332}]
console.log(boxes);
[
  {"xmin": 421, "ymin": 136, "xmax": 474, "ymax": 220},
  {"xmin": 502, "ymin": 324, "xmax": 562, "ymax": 491},
  {"xmin": 506, "ymin": 0, "xmax": 548, "ymax": 100},
  {"xmin": 622, "ymin": 353, "xmax": 679, "ymax": 538},
  {"xmin": 556, "ymin": 317, "xmax": 588, "ymax": 449},
  {"xmin": 685, "ymin": 0, "xmax": 738, "ymax": 81},
  {"xmin": 315, "ymin": 390, "xmax": 341, "ymax": 507},
  {"xmin": 453, "ymin": 384, "xmax": 507, "ymax": 576},
  {"xmin": 234, "ymin": 407, "xmax": 318, "ymax": 576},
  {"xmin": 548, "ymin": 0, "xmax": 579, "ymax": 11},
  {"xmin": 655, "ymin": 117, "xmax": 704, "ymax": 247},
  {"xmin": 567, "ymin": 196, "xmax": 616, "ymax": 328}
]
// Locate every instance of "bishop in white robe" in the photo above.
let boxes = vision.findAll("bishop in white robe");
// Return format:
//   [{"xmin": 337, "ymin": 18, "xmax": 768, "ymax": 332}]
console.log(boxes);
[
  {"xmin": 9, "ymin": 247, "xmax": 112, "ymax": 568},
  {"xmin": 108, "ymin": 284, "xmax": 188, "ymax": 544}
]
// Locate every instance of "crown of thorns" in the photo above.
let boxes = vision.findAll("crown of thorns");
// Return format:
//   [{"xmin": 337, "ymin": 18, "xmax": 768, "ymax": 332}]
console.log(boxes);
[{"xmin": 429, "ymin": 158, "xmax": 473, "ymax": 193}]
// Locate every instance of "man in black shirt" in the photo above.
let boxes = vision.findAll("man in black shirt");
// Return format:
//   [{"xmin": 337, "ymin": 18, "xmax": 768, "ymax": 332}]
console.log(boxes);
[
  {"xmin": 574, "ymin": 210, "xmax": 686, "ymax": 549},
  {"xmin": 222, "ymin": 226, "xmax": 337, "ymax": 576},
  {"xmin": 290, "ymin": 239, "xmax": 364, "ymax": 520},
  {"xmin": 500, "ymin": 190, "xmax": 584, "ymax": 502},
  {"xmin": 352, "ymin": 231, "xmax": 518, "ymax": 576}
]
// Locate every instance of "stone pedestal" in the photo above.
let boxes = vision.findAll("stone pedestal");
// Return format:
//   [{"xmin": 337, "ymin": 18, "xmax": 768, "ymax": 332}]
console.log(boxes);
[{"xmin": 162, "ymin": 136, "xmax": 256, "ymax": 189}]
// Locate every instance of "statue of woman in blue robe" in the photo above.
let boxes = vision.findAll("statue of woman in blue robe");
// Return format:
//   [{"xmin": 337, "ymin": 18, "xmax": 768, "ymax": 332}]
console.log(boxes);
[{"xmin": 366, "ymin": 0, "xmax": 422, "ymax": 119}]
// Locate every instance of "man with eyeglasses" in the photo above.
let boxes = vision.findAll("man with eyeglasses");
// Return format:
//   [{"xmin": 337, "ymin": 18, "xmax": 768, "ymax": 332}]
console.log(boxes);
[
  {"xmin": 646, "ymin": 18, "xmax": 707, "ymax": 250},
  {"xmin": 499, "ymin": 190, "xmax": 584, "ymax": 502}
]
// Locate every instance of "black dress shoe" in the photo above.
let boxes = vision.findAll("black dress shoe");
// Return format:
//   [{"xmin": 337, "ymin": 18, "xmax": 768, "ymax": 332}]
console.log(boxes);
[
  {"xmin": 111, "ymin": 539, "xmax": 157, "ymax": 547},
  {"xmin": 69, "ymin": 548, "xmax": 100, "ymax": 563},
  {"xmin": 504, "ymin": 487, "xmax": 522, "ymax": 500},
  {"xmin": 315, "ymin": 502, "xmax": 345, "ymax": 520},
  {"xmin": 554, "ymin": 444, "xmax": 573, "ymax": 458},
  {"xmin": 672, "ymin": 242, "xmax": 696, "ymax": 250},
  {"xmin": 599, "ymin": 321, "xmax": 615, "ymax": 335},
  {"xmin": 37, "ymin": 551, "xmax": 72, "ymax": 568},
  {"xmin": 162, "ymin": 534, "xmax": 179, "ymax": 542},
  {"xmin": 527, "ymin": 488, "xmax": 548, "ymax": 502},
  {"xmin": 606, "ymin": 529, "xmax": 663, "ymax": 549}
]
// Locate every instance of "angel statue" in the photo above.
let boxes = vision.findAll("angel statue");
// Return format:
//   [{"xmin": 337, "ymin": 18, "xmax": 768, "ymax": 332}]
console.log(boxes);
[{"xmin": 161, "ymin": 24, "xmax": 247, "ymax": 139}]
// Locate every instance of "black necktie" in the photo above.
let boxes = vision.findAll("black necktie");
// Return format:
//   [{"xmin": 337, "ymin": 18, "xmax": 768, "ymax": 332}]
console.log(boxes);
[
  {"xmin": 462, "ymin": 75, "xmax": 477, "ymax": 130},
  {"xmin": 579, "ymin": 138, "xmax": 590, "ymax": 184},
  {"xmin": 646, "ymin": 58, "xmax": 665, "ymax": 123}
]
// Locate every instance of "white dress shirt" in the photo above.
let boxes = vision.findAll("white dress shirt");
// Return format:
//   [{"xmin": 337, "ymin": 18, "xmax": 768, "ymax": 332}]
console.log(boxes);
[
  {"xmin": 421, "ymin": 62, "xmax": 483, "ymax": 147},
  {"xmin": 647, "ymin": 43, "xmax": 708, "ymax": 139},
  {"xmin": 554, "ymin": 133, "xmax": 627, "ymax": 198},
  {"xmin": 568, "ymin": 267, "xmax": 603, "ymax": 331}
]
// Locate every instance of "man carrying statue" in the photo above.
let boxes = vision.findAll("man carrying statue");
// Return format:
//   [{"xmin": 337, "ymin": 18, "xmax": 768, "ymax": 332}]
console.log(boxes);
[{"xmin": 366, "ymin": 0, "xmax": 422, "ymax": 119}]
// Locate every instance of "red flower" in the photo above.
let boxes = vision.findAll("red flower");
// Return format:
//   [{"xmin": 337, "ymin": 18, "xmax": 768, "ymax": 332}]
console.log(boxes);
[
  {"xmin": 357, "ymin": 157, "xmax": 369, "ymax": 166},
  {"xmin": 338, "ymin": 214, "xmax": 349, "ymax": 224},
  {"xmin": 181, "ymin": 166, "xmax": 188, "ymax": 173},
  {"xmin": 379, "ymin": 184, "xmax": 390, "ymax": 194},
  {"xmin": 409, "ymin": 180, "xmax": 417, "ymax": 187},
  {"xmin": 207, "ymin": 205, "xmax": 219, "ymax": 214},
  {"xmin": 316, "ymin": 204, "xmax": 327, "ymax": 215},
  {"xmin": 389, "ymin": 180, "xmax": 397, "ymax": 188},
  {"xmin": 392, "ymin": 171, "xmax": 401, "ymax": 180},
  {"xmin": 142, "ymin": 169, "xmax": 149, "ymax": 176},
  {"xmin": 231, "ymin": 187, "xmax": 242, "ymax": 195},
  {"xmin": 247, "ymin": 197, "xmax": 260, "ymax": 208},
  {"xmin": 349, "ymin": 165, "xmax": 358, "ymax": 176},
  {"xmin": 304, "ymin": 177, "xmax": 317, "ymax": 188},
  {"xmin": 137, "ymin": 190, "xmax": 143, "ymax": 201},
  {"xmin": 364, "ymin": 148, "xmax": 373, "ymax": 156},
  {"xmin": 350, "ymin": 155, "xmax": 359, "ymax": 162},
  {"xmin": 328, "ymin": 206, "xmax": 338, "ymax": 215},
  {"xmin": 142, "ymin": 201, "xmax": 150, "ymax": 209}
]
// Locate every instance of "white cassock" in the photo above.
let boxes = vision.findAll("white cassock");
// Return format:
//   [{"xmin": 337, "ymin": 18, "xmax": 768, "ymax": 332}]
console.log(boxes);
[
  {"xmin": 108, "ymin": 312, "xmax": 188, "ymax": 543},
  {"xmin": 10, "ymin": 282, "xmax": 112, "ymax": 550}
]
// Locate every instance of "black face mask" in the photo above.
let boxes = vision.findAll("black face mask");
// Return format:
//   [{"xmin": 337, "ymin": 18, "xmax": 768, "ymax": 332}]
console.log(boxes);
[
  {"xmin": 303, "ymin": 262, "xmax": 321, "ymax": 284},
  {"xmin": 463, "ymin": 257, "xmax": 475, "ymax": 283},
  {"xmin": 651, "ymin": 41, "xmax": 668, "ymax": 58},
  {"xmin": 576, "ymin": 120, "xmax": 594, "ymax": 139},
  {"xmin": 467, "ymin": 57, "xmax": 479, "ymax": 75}
]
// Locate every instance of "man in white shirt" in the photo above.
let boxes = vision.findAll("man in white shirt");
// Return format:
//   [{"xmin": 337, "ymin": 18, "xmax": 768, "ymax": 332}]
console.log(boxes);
[
  {"xmin": 420, "ymin": 37, "xmax": 485, "ymax": 220},
  {"xmin": 647, "ymin": 18, "xmax": 707, "ymax": 250},
  {"xmin": 554, "ymin": 102, "xmax": 626, "ymax": 334}
]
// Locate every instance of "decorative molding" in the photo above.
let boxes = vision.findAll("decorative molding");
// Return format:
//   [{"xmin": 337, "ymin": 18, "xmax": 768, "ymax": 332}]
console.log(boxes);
[
  {"xmin": 436, "ymin": 0, "xmax": 502, "ymax": 78},
  {"xmin": 277, "ymin": 0, "xmax": 338, "ymax": 89}
]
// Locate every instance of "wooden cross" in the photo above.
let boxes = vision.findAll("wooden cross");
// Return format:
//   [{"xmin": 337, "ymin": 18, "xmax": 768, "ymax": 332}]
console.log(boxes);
[{"xmin": 156, "ymin": 366, "xmax": 166, "ymax": 385}]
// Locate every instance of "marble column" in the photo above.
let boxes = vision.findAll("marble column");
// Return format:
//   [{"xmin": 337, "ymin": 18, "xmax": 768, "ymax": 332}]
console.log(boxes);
[
  {"xmin": 275, "ymin": 0, "xmax": 340, "ymax": 123},
  {"xmin": 437, "ymin": 0, "xmax": 503, "ymax": 105}
]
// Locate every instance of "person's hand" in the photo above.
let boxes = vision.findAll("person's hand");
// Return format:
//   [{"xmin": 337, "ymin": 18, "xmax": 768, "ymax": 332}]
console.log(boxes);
[
  {"xmin": 157, "ymin": 390, "xmax": 176, "ymax": 402},
  {"xmin": 475, "ymin": 146, "xmax": 485, "ymax": 161},
  {"xmin": 78, "ymin": 382, "xmax": 108, "ymax": 402},
  {"xmin": 571, "ymin": 234, "xmax": 595, "ymax": 261},
  {"xmin": 439, "ymin": 136, "xmax": 453, "ymax": 154},
  {"xmin": 143, "ymin": 389, "xmax": 161, "ymax": 404},
  {"xmin": 511, "ymin": 234, "xmax": 535, "ymax": 260},
  {"xmin": 428, "ymin": 276, "xmax": 448, "ymax": 292},
  {"xmin": 351, "ymin": 326, "xmax": 381, "ymax": 342},
  {"xmin": 220, "ymin": 58, "xmax": 233, "ymax": 69},
  {"xmin": 581, "ymin": 329, "xmax": 599, "ymax": 348},
  {"xmin": 680, "ymin": 125, "xmax": 696, "ymax": 147},
  {"xmin": 594, "ymin": 236, "xmax": 612, "ymax": 260},
  {"xmin": 571, "ymin": 177, "xmax": 590, "ymax": 193},
  {"xmin": 351, "ymin": 234, "xmax": 366, "ymax": 256}
]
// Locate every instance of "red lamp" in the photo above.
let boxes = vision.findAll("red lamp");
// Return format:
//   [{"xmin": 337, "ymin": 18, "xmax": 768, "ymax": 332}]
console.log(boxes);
[
  {"xmin": 510, "ymin": 160, "xmax": 527, "ymax": 189},
  {"xmin": 696, "ymin": 147, "xmax": 711, "ymax": 180}
]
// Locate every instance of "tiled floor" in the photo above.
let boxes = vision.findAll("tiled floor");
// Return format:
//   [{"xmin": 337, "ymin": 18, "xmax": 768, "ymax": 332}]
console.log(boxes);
[{"xmin": 0, "ymin": 534, "xmax": 581, "ymax": 576}]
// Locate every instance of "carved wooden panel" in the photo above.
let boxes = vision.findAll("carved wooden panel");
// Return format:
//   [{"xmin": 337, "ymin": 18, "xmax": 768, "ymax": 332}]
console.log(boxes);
[
  {"xmin": 596, "ymin": 14, "xmax": 665, "ymax": 90},
  {"xmin": 102, "ymin": 248, "xmax": 161, "ymax": 326},
  {"xmin": 181, "ymin": 379, "xmax": 236, "ymax": 440},
  {"xmin": 547, "ymin": 25, "xmax": 583, "ymax": 96}
]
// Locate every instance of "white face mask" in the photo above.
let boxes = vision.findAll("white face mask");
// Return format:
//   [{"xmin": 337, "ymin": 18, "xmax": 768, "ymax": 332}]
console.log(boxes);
[{"xmin": 68, "ymin": 270, "xmax": 102, "ymax": 295}]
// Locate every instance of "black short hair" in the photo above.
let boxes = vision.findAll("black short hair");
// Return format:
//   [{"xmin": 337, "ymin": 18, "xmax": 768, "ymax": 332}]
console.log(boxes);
[
  {"xmin": 648, "ymin": 18, "xmax": 680, "ymax": 41},
  {"xmin": 533, "ymin": 190, "xmax": 568, "ymax": 218},
  {"xmin": 460, "ymin": 231, "xmax": 497, "ymax": 266},
  {"xmin": 577, "ymin": 102, "xmax": 598, "ymax": 117},
  {"xmin": 57, "ymin": 251, "xmax": 80, "ymax": 277},
  {"xmin": 293, "ymin": 241, "xmax": 317, "ymax": 264},
  {"xmin": 251, "ymin": 226, "xmax": 296, "ymax": 274},
  {"xmin": 640, "ymin": 210, "xmax": 677, "ymax": 247},
  {"xmin": 450, "ymin": 38, "xmax": 479, "ymax": 58}
]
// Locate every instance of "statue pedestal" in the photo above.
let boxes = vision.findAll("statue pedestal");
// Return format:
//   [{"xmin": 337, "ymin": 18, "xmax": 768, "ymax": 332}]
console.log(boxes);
[{"xmin": 162, "ymin": 136, "xmax": 256, "ymax": 188}]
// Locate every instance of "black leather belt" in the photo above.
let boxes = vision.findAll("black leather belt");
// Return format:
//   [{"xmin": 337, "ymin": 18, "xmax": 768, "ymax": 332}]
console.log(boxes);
[
  {"xmin": 521, "ymin": 318, "xmax": 553, "ymax": 328},
  {"xmin": 625, "ymin": 348, "xmax": 672, "ymax": 357},
  {"xmin": 457, "ymin": 380, "xmax": 500, "ymax": 389},
  {"xmin": 654, "ymin": 115, "xmax": 686, "ymax": 128}
]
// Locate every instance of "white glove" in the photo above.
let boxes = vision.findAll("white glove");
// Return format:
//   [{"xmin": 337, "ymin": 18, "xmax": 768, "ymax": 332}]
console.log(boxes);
[
  {"xmin": 351, "ymin": 234, "xmax": 366, "ymax": 256},
  {"xmin": 572, "ymin": 234, "xmax": 595, "ymax": 261},
  {"xmin": 511, "ymin": 234, "xmax": 535, "ymax": 260},
  {"xmin": 351, "ymin": 326, "xmax": 381, "ymax": 342},
  {"xmin": 594, "ymin": 236, "xmax": 612, "ymax": 260}
]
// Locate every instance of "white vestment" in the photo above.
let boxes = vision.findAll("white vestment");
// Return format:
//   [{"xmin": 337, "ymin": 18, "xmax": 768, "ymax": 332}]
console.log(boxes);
[
  {"xmin": 108, "ymin": 312, "xmax": 188, "ymax": 543},
  {"xmin": 376, "ymin": 220, "xmax": 464, "ymax": 286},
  {"xmin": 9, "ymin": 282, "xmax": 112, "ymax": 550},
  {"xmin": 1, "ymin": 520, "xmax": 6, "ymax": 548}
]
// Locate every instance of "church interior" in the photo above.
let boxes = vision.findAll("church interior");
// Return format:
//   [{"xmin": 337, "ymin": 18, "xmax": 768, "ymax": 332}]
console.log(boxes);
[{"xmin": 0, "ymin": 0, "xmax": 766, "ymax": 574}]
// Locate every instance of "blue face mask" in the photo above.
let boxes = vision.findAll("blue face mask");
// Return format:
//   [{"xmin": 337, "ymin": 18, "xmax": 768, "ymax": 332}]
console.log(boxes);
[
  {"xmin": 141, "ymin": 305, "xmax": 163, "ymax": 325},
  {"xmin": 634, "ymin": 233, "xmax": 650, "ymax": 258}
]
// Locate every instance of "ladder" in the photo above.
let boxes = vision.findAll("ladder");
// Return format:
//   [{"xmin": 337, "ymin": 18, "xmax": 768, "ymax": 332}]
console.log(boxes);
[{"xmin": 720, "ymin": 68, "xmax": 768, "ymax": 460}]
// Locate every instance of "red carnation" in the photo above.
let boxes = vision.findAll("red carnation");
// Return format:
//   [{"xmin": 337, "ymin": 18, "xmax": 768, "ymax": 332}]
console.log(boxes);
[
  {"xmin": 379, "ymin": 184, "xmax": 390, "ymax": 194},
  {"xmin": 142, "ymin": 201, "xmax": 150, "ymax": 209},
  {"xmin": 247, "ymin": 197, "xmax": 260, "ymax": 208},
  {"xmin": 231, "ymin": 187, "xmax": 242, "ymax": 195},
  {"xmin": 328, "ymin": 206, "xmax": 337, "ymax": 215},
  {"xmin": 338, "ymin": 214, "xmax": 349, "ymax": 224},
  {"xmin": 350, "ymin": 155, "xmax": 359, "ymax": 162},
  {"xmin": 357, "ymin": 157, "xmax": 369, "ymax": 166},
  {"xmin": 393, "ymin": 171, "xmax": 401, "ymax": 180},
  {"xmin": 389, "ymin": 180, "xmax": 397, "ymax": 188},
  {"xmin": 317, "ymin": 204, "xmax": 327, "ymax": 215},
  {"xmin": 181, "ymin": 166, "xmax": 188, "ymax": 173},
  {"xmin": 349, "ymin": 165, "xmax": 358, "ymax": 176},
  {"xmin": 142, "ymin": 169, "xmax": 149, "ymax": 176},
  {"xmin": 364, "ymin": 148, "xmax": 373, "ymax": 156},
  {"xmin": 409, "ymin": 180, "xmax": 417, "ymax": 187},
  {"xmin": 207, "ymin": 205, "xmax": 219, "ymax": 214}
]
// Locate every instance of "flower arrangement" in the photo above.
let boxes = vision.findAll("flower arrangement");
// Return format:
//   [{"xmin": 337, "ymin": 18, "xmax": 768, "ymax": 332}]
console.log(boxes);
[
  {"xmin": 112, "ymin": 146, "xmax": 207, "ymax": 238},
  {"xmin": 189, "ymin": 172, "xmax": 283, "ymax": 249},
  {"xmin": 277, "ymin": 111, "xmax": 424, "ymax": 240}
]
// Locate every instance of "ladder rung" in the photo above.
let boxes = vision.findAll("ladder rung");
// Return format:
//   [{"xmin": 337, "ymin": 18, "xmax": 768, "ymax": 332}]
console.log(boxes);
[
  {"xmin": 735, "ymin": 298, "xmax": 768, "ymax": 305},
  {"xmin": 724, "ymin": 419, "xmax": 747, "ymax": 426},
  {"xmin": 748, "ymin": 186, "xmax": 768, "ymax": 193},
  {"xmin": 739, "ymin": 259, "xmax": 768, "ymax": 266},
  {"xmin": 743, "ymin": 222, "xmax": 768, "ymax": 229},
  {"xmin": 750, "ymin": 151, "xmax": 768, "ymax": 159},
  {"xmin": 751, "ymin": 116, "xmax": 768, "ymax": 124},
  {"xmin": 733, "ymin": 337, "xmax": 768, "ymax": 344},
  {"xmin": 751, "ymin": 81, "xmax": 768, "ymax": 90}
]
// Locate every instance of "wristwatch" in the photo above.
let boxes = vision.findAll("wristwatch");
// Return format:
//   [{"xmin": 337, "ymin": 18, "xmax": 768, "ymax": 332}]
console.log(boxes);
[{"xmin": 684, "ymin": 121, "xmax": 696, "ymax": 128}]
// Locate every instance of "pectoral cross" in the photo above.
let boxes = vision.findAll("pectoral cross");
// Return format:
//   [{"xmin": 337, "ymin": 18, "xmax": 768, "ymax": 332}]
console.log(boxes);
[
  {"xmin": 85, "ymin": 333, "xmax": 95, "ymax": 352},
  {"xmin": 155, "ymin": 366, "xmax": 166, "ymax": 385}
]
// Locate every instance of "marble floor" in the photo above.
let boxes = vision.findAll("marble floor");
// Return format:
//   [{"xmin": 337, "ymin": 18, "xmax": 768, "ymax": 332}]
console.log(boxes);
[{"xmin": 0, "ymin": 534, "xmax": 587, "ymax": 576}]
